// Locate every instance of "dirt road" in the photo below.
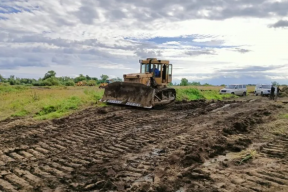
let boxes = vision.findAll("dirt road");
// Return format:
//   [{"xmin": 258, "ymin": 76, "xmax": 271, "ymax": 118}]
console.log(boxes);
[{"xmin": 0, "ymin": 97, "xmax": 288, "ymax": 192}]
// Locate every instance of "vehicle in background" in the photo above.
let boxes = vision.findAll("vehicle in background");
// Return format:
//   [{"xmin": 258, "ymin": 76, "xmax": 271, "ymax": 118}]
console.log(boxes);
[
  {"xmin": 99, "ymin": 79, "xmax": 111, "ymax": 89},
  {"xmin": 254, "ymin": 84, "xmax": 271, "ymax": 96},
  {"xmin": 219, "ymin": 84, "xmax": 247, "ymax": 96}
]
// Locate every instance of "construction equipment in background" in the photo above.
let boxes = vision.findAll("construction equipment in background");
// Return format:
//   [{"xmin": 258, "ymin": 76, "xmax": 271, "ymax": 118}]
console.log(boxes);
[
  {"xmin": 99, "ymin": 79, "xmax": 110, "ymax": 89},
  {"xmin": 99, "ymin": 79, "xmax": 119, "ymax": 88},
  {"xmin": 76, "ymin": 81, "xmax": 87, "ymax": 86},
  {"xmin": 100, "ymin": 58, "xmax": 176, "ymax": 108}
]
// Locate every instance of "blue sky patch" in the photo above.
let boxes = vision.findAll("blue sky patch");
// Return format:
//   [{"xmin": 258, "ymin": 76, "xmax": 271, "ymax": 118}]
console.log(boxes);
[
  {"xmin": 0, "ymin": 5, "xmax": 34, "ymax": 14},
  {"xmin": 0, "ymin": 5, "xmax": 22, "ymax": 14},
  {"xmin": 125, "ymin": 35, "xmax": 237, "ymax": 49}
]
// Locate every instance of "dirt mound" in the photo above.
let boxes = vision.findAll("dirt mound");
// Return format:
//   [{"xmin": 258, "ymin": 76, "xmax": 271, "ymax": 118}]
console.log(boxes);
[
  {"xmin": 172, "ymin": 99, "xmax": 207, "ymax": 110},
  {"xmin": 280, "ymin": 86, "xmax": 288, "ymax": 97},
  {"xmin": 220, "ymin": 109, "xmax": 272, "ymax": 135}
]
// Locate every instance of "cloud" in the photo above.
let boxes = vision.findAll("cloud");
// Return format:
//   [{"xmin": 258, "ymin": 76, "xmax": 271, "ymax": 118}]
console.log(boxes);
[
  {"xmin": 269, "ymin": 20, "xmax": 288, "ymax": 28},
  {"xmin": 185, "ymin": 49, "xmax": 216, "ymax": 56},
  {"xmin": 217, "ymin": 65, "xmax": 287, "ymax": 73},
  {"xmin": 0, "ymin": 0, "xmax": 288, "ymax": 85},
  {"xmin": 232, "ymin": 48, "xmax": 251, "ymax": 54}
]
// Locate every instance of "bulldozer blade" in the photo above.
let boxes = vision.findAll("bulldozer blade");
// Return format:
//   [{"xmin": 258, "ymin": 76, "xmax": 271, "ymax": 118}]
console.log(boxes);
[{"xmin": 100, "ymin": 82, "xmax": 155, "ymax": 108}]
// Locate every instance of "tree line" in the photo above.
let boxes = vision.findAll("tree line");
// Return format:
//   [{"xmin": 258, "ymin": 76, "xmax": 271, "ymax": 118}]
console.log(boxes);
[
  {"xmin": 0, "ymin": 71, "xmax": 122, "ymax": 86},
  {"xmin": 176, "ymin": 78, "xmax": 212, "ymax": 86}
]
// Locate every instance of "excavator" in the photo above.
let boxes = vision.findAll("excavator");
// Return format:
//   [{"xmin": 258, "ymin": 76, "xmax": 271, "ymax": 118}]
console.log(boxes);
[{"xmin": 100, "ymin": 58, "xmax": 176, "ymax": 108}]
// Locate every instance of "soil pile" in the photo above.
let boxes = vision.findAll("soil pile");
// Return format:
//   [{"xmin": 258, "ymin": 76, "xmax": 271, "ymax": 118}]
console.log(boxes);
[{"xmin": 280, "ymin": 86, "xmax": 288, "ymax": 97}]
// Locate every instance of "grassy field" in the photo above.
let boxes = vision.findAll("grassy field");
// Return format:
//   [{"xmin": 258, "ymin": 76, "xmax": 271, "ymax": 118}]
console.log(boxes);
[
  {"xmin": 0, "ymin": 85, "xmax": 240, "ymax": 121},
  {"xmin": 0, "ymin": 86, "xmax": 104, "ymax": 120},
  {"xmin": 172, "ymin": 85, "xmax": 256, "ymax": 93}
]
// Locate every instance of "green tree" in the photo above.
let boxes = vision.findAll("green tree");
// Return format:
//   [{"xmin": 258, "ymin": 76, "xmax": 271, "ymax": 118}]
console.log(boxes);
[
  {"xmin": 8, "ymin": 75, "xmax": 16, "ymax": 85},
  {"xmin": 0, "ymin": 74, "xmax": 6, "ymax": 82},
  {"xmin": 271, "ymin": 81, "xmax": 279, "ymax": 86},
  {"xmin": 86, "ymin": 75, "xmax": 91, "ymax": 80},
  {"xmin": 43, "ymin": 77, "xmax": 60, "ymax": 86},
  {"xmin": 189, "ymin": 81, "xmax": 201, "ymax": 86},
  {"xmin": 74, "ymin": 74, "xmax": 86, "ymax": 83},
  {"xmin": 100, "ymin": 74, "xmax": 109, "ymax": 82},
  {"xmin": 180, "ymin": 78, "xmax": 188, "ymax": 86},
  {"xmin": 87, "ymin": 80, "xmax": 97, "ymax": 86},
  {"xmin": 43, "ymin": 70, "xmax": 56, "ymax": 80},
  {"xmin": 203, "ymin": 83, "xmax": 211, "ymax": 86}
]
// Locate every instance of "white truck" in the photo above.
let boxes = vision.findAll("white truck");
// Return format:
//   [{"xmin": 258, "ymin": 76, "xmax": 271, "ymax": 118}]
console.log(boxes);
[
  {"xmin": 219, "ymin": 84, "xmax": 247, "ymax": 96},
  {"xmin": 254, "ymin": 84, "xmax": 271, "ymax": 96}
]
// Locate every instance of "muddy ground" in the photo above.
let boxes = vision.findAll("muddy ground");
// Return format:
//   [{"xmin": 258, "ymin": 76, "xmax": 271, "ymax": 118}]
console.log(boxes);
[{"xmin": 0, "ymin": 96, "xmax": 288, "ymax": 192}]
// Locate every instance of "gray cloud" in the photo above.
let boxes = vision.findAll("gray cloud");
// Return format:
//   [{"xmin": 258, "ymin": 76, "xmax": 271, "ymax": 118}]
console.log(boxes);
[
  {"xmin": 217, "ymin": 64, "xmax": 286, "ymax": 73},
  {"xmin": 233, "ymin": 48, "xmax": 251, "ymax": 54},
  {"xmin": 72, "ymin": 0, "xmax": 288, "ymax": 24},
  {"xmin": 185, "ymin": 49, "xmax": 216, "ymax": 56},
  {"xmin": 269, "ymin": 20, "xmax": 288, "ymax": 28},
  {"xmin": 134, "ymin": 48, "xmax": 162, "ymax": 58},
  {"xmin": 73, "ymin": 6, "xmax": 100, "ymax": 24},
  {"xmin": 173, "ymin": 70, "xmax": 288, "ymax": 85},
  {"xmin": 0, "ymin": 58, "xmax": 48, "ymax": 69}
]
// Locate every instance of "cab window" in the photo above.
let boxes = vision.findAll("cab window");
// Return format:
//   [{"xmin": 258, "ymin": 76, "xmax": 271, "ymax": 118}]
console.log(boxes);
[
  {"xmin": 151, "ymin": 64, "xmax": 161, "ymax": 77},
  {"xmin": 239, "ymin": 85, "xmax": 242, "ymax": 88},
  {"xmin": 141, "ymin": 64, "xmax": 150, "ymax": 73},
  {"xmin": 169, "ymin": 64, "xmax": 172, "ymax": 75},
  {"xmin": 141, "ymin": 64, "xmax": 146, "ymax": 73}
]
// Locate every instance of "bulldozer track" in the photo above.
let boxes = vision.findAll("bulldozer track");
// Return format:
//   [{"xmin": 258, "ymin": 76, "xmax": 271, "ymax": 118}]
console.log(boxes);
[
  {"xmin": 207, "ymin": 136, "xmax": 288, "ymax": 192},
  {"xmin": 0, "ymin": 99, "xmax": 287, "ymax": 192}
]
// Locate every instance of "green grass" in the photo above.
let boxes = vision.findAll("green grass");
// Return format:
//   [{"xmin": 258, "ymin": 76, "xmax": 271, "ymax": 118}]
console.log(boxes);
[
  {"xmin": 175, "ymin": 88, "xmax": 237, "ymax": 101},
  {"xmin": 0, "ymin": 85, "xmax": 106, "ymax": 121},
  {"xmin": 0, "ymin": 84, "xmax": 28, "ymax": 93},
  {"xmin": 280, "ymin": 114, "xmax": 288, "ymax": 119},
  {"xmin": 1, "ymin": 85, "xmax": 236, "ymax": 121}
]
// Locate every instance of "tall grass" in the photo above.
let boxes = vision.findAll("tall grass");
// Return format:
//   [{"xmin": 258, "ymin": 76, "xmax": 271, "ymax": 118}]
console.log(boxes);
[
  {"xmin": 172, "ymin": 85, "xmax": 255, "ymax": 93},
  {"xmin": 0, "ymin": 86, "xmax": 105, "ymax": 120},
  {"xmin": 175, "ymin": 88, "xmax": 237, "ymax": 101},
  {"xmin": 1, "ymin": 85, "xmax": 236, "ymax": 120}
]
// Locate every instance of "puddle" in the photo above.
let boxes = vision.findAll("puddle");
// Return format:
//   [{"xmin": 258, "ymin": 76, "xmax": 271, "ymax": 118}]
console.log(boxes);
[
  {"xmin": 151, "ymin": 148, "xmax": 165, "ymax": 156},
  {"xmin": 173, "ymin": 114, "xmax": 188, "ymax": 120},
  {"xmin": 133, "ymin": 174, "xmax": 154, "ymax": 183},
  {"xmin": 212, "ymin": 104, "xmax": 230, "ymax": 112},
  {"xmin": 203, "ymin": 153, "xmax": 234, "ymax": 167},
  {"xmin": 176, "ymin": 187, "xmax": 186, "ymax": 192}
]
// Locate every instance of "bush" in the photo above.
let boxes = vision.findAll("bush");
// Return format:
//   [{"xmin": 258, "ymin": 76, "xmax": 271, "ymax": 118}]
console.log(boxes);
[
  {"xmin": 65, "ymin": 81, "xmax": 75, "ymax": 86},
  {"xmin": 87, "ymin": 80, "xmax": 97, "ymax": 86}
]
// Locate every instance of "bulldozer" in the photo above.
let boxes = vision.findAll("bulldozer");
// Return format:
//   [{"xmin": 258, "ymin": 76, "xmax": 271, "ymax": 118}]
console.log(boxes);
[
  {"xmin": 99, "ymin": 79, "xmax": 111, "ymax": 89},
  {"xmin": 100, "ymin": 58, "xmax": 176, "ymax": 108}
]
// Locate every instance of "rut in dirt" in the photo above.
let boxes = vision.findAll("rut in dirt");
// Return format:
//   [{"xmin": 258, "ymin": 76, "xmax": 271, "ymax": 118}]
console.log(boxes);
[{"xmin": 0, "ymin": 99, "xmax": 280, "ymax": 192}]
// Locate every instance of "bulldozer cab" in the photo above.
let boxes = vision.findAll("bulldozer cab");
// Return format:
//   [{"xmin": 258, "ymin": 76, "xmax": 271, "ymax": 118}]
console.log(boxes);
[{"xmin": 140, "ymin": 58, "xmax": 172, "ymax": 85}]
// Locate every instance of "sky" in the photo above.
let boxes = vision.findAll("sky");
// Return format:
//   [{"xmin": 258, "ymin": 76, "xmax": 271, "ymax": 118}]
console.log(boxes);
[{"xmin": 1, "ymin": 0, "xmax": 288, "ymax": 85}]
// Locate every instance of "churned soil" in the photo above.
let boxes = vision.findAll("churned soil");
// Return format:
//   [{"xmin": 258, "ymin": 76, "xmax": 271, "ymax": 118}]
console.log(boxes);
[{"xmin": 0, "ymin": 97, "xmax": 287, "ymax": 192}]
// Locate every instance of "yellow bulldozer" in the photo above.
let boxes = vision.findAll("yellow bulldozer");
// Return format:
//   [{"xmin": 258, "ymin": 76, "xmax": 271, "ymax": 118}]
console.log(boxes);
[
  {"xmin": 99, "ymin": 79, "xmax": 110, "ymax": 89},
  {"xmin": 100, "ymin": 58, "xmax": 176, "ymax": 108}
]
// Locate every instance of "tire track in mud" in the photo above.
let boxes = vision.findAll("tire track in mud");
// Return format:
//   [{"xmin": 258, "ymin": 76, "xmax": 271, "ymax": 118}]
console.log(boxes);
[
  {"xmin": 195, "ymin": 103, "xmax": 288, "ymax": 192},
  {"xmin": 205, "ymin": 136, "xmax": 288, "ymax": 192},
  {"xmin": 243, "ymin": 136, "xmax": 288, "ymax": 192},
  {"xmin": 2, "ymin": 100, "xmax": 274, "ymax": 192},
  {"xmin": 0, "ymin": 101, "xmax": 235, "ymax": 192}
]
